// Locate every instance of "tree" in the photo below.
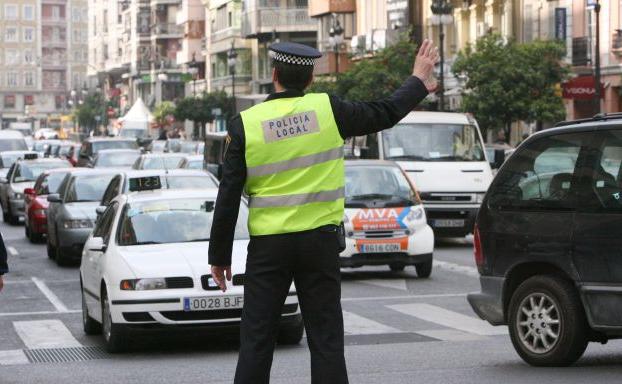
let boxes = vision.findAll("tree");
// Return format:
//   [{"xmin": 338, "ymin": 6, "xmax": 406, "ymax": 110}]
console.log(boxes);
[
  {"xmin": 308, "ymin": 34, "xmax": 418, "ymax": 101},
  {"xmin": 74, "ymin": 93, "xmax": 107, "ymax": 134},
  {"xmin": 174, "ymin": 90, "xmax": 235, "ymax": 138},
  {"xmin": 153, "ymin": 101, "xmax": 176, "ymax": 131},
  {"xmin": 452, "ymin": 34, "xmax": 567, "ymax": 140}
]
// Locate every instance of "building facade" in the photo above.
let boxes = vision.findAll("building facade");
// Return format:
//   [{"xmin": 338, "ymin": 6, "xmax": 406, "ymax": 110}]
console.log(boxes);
[{"xmin": 0, "ymin": 0, "xmax": 88, "ymax": 129}]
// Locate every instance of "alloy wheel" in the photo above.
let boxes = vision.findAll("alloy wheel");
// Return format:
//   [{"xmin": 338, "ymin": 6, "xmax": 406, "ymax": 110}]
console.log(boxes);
[{"xmin": 515, "ymin": 292, "xmax": 561, "ymax": 354}]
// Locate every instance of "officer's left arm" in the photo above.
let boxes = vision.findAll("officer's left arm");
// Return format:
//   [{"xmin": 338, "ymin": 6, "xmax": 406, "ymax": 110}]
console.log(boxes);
[{"xmin": 208, "ymin": 116, "xmax": 246, "ymax": 268}]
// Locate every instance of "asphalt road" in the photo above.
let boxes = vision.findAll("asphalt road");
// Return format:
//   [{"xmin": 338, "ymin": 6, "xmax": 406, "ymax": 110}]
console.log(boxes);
[{"xmin": 1, "ymin": 218, "xmax": 621, "ymax": 384}]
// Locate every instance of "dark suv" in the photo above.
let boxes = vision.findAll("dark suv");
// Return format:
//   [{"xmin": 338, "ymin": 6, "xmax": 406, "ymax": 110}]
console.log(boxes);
[
  {"xmin": 76, "ymin": 138, "xmax": 138, "ymax": 167},
  {"xmin": 468, "ymin": 114, "xmax": 622, "ymax": 366}
]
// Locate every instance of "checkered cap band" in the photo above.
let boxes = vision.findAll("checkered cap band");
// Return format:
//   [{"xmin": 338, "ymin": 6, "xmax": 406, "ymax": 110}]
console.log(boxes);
[{"xmin": 271, "ymin": 51, "xmax": 316, "ymax": 66}]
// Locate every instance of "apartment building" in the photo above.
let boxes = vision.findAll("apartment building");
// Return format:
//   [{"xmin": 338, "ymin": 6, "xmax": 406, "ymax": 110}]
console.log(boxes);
[
  {"xmin": 0, "ymin": 0, "xmax": 88, "ymax": 128},
  {"xmin": 176, "ymin": 0, "xmax": 205, "ymax": 96}
]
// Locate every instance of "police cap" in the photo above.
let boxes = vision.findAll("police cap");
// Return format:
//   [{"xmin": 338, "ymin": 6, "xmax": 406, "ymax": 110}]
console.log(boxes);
[{"xmin": 269, "ymin": 42, "xmax": 322, "ymax": 66}]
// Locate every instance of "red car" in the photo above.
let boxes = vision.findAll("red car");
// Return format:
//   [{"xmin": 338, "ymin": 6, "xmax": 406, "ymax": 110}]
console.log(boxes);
[{"xmin": 24, "ymin": 168, "xmax": 74, "ymax": 243}]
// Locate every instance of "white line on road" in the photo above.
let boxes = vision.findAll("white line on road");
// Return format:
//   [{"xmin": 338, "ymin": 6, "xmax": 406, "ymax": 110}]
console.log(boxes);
[
  {"xmin": 341, "ymin": 293, "xmax": 466, "ymax": 302},
  {"xmin": 360, "ymin": 278, "xmax": 408, "ymax": 291},
  {"xmin": 13, "ymin": 320, "xmax": 82, "ymax": 349},
  {"xmin": 7, "ymin": 246, "xmax": 17, "ymax": 256},
  {"xmin": 31, "ymin": 277, "xmax": 70, "ymax": 313},
  {"xmin": 417, "ymin": 329, "xmax": 486, "ymax": 342},
  {"xmin": 0, "ymin": 310, "xmax": 81, "ymax": 318},
  {"xmin": 342, "ymin": 311, "xmax": 400, "ymax": 335},
  {"xmin": 388, "ymin": 303, "xmax": 508, "ymax": 336},
  {"xmin": 433, "ymin": 260, "xmax": 479, "ymax": 277},
  {"xmin": 0, "ymin": 349, "xmax": 29, "ymax": 366}
]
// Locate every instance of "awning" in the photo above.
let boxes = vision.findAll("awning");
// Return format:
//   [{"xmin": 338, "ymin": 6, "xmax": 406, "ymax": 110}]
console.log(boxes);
[{"xmin": 562, "ymin": 76, "xmax": 604, "ymax": 100}]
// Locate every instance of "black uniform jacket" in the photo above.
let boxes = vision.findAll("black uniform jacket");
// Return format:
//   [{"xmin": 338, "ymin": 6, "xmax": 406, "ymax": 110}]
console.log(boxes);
[
  {"xmin": 0, "ymin": 231, "xmax": 8, "ymax": 275},
  {"xmin": 208, "ymin": 76, "xmax": 428, "ymax": 266}
]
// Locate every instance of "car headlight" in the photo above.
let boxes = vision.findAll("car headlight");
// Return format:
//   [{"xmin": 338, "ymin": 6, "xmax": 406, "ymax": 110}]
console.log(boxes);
[
  {"xmin": 120, "ymin": 278, "xmax": 167, "ymax": 291},
  {"xmin": 11, "ymin": 192, "xmax": 23, "ymax": 200},
  {"xmin": 61, "ymin": 219, "xmax": 93, "ymax": 229},
  {"xmin": 406, "ymin": 207, "xmax": 424, "ymax": 221},
  {"xmin": 475, "ymin": 193, "xmax": 486, "ymax": 204}
]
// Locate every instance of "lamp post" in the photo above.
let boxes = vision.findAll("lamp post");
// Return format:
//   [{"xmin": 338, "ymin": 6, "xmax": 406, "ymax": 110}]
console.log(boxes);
[
  {"xmin": 156, "ymin": 59, "xmax": 168, "ymax": 105},
  {"xmin": 188, "ymin": 52, "xmax": 199, "ymax": 97},
  {"xmin": 328, "ymin": 14, "xmax": 344, "ymax": 75},
  {"xmin": 430, "ymin": 0, "xmax": 453, "ymax": 112},
  {"xmin": 227, "ymin": 42, "xmax": 238, "ymax": 107},
  {"xmin": 593, "ymin": 0, "xmax": 602, "ymax": 113}
]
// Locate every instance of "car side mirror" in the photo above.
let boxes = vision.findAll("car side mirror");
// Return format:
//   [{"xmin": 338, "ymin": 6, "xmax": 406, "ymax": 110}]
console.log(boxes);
[
  {"xmin": 47, "ymin": 193, "xmax": 61, "ymax": 203},
  {"xmin": 86, "ymin": 237, "xmax": 106, "ymax": 252},
  {"xmin": 493, "ymin": 149, "xmax": 506, "ymax": 169}
]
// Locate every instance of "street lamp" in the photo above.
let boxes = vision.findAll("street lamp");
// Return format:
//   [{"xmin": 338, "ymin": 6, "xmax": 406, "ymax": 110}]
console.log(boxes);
[
  {"xmin": 430, "ymin": 0, "xmax": 453, "ymax": 112},
  {"xmin": 188, "ymin": 52, "xmax": 199, "ymax": 97},
  {"xmin": 593, "ymin": 0, "xmax": 602, "ymax": 113},
  {"xmin": 227, "ymin": 42, "xmax": 238, "ymax": 104},
  {"xmin": 328, "ymin": 14, "xmax": 344, "ymax": 75}
]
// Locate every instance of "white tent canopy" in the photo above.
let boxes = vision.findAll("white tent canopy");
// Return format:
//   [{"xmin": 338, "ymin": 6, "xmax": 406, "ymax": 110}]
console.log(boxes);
[{"xmin": 119, "ymin": 98, "xmax": 153, "ymax": 130}]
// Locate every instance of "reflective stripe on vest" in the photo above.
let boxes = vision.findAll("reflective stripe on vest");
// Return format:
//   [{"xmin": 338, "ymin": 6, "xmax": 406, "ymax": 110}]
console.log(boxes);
[{"xmin": 241, "ymin": 93, "xmax": 344, "ymax": 236}]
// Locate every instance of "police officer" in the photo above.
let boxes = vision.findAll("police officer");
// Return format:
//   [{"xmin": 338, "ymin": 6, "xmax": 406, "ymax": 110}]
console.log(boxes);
[{"xmin": 209, "ymin": 39, "xmax": 439, "ymax": 384}]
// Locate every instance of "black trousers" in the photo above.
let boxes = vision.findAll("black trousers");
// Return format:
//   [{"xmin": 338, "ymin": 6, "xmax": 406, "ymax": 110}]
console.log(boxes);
[{"xmin": 234, "ymin": 226, "xmax": 349, "ymax": 384}]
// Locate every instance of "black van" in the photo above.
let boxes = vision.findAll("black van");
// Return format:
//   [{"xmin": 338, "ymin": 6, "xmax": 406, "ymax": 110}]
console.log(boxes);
[{"xmin": 468, "ymin": 114, "xmax": 622, "ymax": 366}]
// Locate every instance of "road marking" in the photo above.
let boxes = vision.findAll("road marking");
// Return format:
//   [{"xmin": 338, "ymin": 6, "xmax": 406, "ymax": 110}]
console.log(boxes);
[
  {"xmin": 433, "ymin": 260, "xmax": 479, "ymax": 277},
  {"xmin": 7, "ymin": 246, "xmax": 17, "ymax": 256},
  {"xmin": 417, "ymin": 329, "xmax": 485, "ymax": 342},
  {"xmin": 31, "ymin": 277, "xmax": 70, "ymax": 313},
  {"xmin": 0, "ymin": 349, "xmax": 29, "ymax": 366},
  {"xmin": 342, "ymin": 310, "xmax": 400, "ymax": 335},
  {"xmin": 13, "ymin": 320, "xmax": 82, "ymax": 349},
  {"xmin": 361, "ymin": 278, "xmax": 408, "ymax": 291},
  {"xmin": 341, "ymin": 293, "xmax": 465, "ymax": 302},
  {"xmin": 0, "ymin": 310, "xmax": 81, "ymax": 318},
  {"xmin": 388, "ymin": 303, "xmax": 508, "ymax": 336}
]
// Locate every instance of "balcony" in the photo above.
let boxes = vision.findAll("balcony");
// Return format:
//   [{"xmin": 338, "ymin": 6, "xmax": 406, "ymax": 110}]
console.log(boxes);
[
  {"xmin": 41, "ymin": 16, "xmax": 66, "ymax": 25},
  {"xmin": 613, "ymin": 30, "xmax": 622, "ymax": 56},
  {"xmin": 242, "ymin": 7, "xmax": 316, "ymax": 38},
  {"xmin": 211, "ymin": 74, "xmax": 252, "ymax": 90},
  {"xmin": 41, "ymin": 57, "xmax": 67, "ymax": 69},
  {"xmin": 46, "ymin": 39, "xmax": 68, "ymax": 48},
  {"xmin": 308, "ymin": 0, "xmax": 355, "ymax": 17},
  {"xmin": 151, "ymin": 23, "xmax": 184, "ymax": 38},
  {"xmin": 151, "ymin": 0, "xmax": 181, "ymax": 6},
  {"xmin": 210, "ymin": 27, "xmax": 240, "ymax": 44}
]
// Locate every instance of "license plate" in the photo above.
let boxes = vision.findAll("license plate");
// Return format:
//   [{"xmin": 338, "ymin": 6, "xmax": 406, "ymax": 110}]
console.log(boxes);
[
  {"xmin": 361, "ymin": 243, "xmax": 401, "ymax": 253},
  {"xmin": 433, "ymin": 219, "xmax": 465, "ymax": 228},
  {"xmin": 183, "ymin": 296, "xmax": 244, "ymax": 312}
]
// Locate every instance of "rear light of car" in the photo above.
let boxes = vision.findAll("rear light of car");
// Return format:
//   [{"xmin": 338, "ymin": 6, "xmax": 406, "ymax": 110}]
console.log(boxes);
[{"xmin": 473, "ymin": 224, "xmax": 484, "ymax": 270}]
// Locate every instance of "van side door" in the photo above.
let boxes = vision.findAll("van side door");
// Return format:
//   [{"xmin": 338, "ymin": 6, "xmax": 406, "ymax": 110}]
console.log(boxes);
[{"xmin": 571, "ymin": 128, "xmax": 622, "ymax": 328}]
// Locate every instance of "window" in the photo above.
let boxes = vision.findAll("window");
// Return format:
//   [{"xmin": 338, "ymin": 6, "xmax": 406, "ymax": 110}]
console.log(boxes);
[
  {"xmin": 5, "ymin": 5, "xmax": 18, "ymax": 20},
  {"xmin": 7, "ymin": 72, "xmax": 18, "ymax": 87},
  {"xmin": 488, "ymin": 133, "xmax": 589, "ymax": 210},
  {"xmin": 72, "ymin": 7, "xmax": 80, "ymax": 22},
  {"xmin": 73, "ymin": 28, "xmax": 80, "ymax": 43},
  {"xmin": 23, "ymin": 5, "xmax": 34, "ymax": 20},
  {"xmin": 24, "ymin": 95, "xmax": 34, "ymax": 105},
  {"xmin": 6, "ymin": 49, "xmax": 19, "ymax": 65},
  {"xmin": 24, "ymin": 71, "xmax": 34, "ymax": 87},
  {"xmin": 583, "ymin": 130, "xmax": 622, "ymax": 212},
  {"xmin": 5, "ymin": 27, "xmax": 18, "ymax": 42},
  {"xmin": 23, "ymin": 27, "xmax": 34, "ymax": 42},
  {"xmin": 51, "ymin": 5, "xmax": 60, "ymax": 19},
  {"xmin": 93, "ymin": 202, "xmax": 118, "ymax": 245},
  {"xmin": 4, "ymin": 95, "xmax": 16, "ymax": 109},
  {"xmin": 24, "ymin": 50, "xmax": 33, "ymax": 64}
]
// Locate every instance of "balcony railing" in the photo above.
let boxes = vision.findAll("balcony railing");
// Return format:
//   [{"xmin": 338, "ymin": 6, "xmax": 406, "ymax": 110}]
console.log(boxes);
[
  {"xmin": 41, "ymin": 16, "xmax": 66, "ymax": 23},
  {"xmin": 242, "ymin": 7, "xmax": 316, "ymax": 37},
  {"xmin": 41, "ymin": 58, "xmax": 67, "ymax": 67},
  {"xmin": 210, "ymin": 27, "xmax": 240, "ymax": 43},
  {"xmin": 151, "ymin": 23, "xmax": 183, "ymax": 36}
]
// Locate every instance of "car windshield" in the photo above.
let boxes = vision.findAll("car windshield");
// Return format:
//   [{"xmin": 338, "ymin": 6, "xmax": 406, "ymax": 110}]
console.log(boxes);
[
  {"xmin": 33, "ymin": 142, "xmax": 53, "ymax": 151},
  {"xmin": 59, "ymin": 144, "xmax": 73, "ymax": 156},
  {"xmin": 150, "ymin": 141, "xmax": 166, "ymax": 152},
  {"xmin": 166, "ymin": 140, "xmax": 182, "ymax": 153},
  {"xmin": 166, "ymin": 175, "xmax": 217, "ymax": 189},
  {"xmin": 38, "ymin": 172, "xmax": 69, "ymax": 195},
  {"xmin": 0, "ymin": 139, "xmax": 28, "ymax": 151},
  {"xmin": 95, "ymin": 151, "xmax": 140, "ymax": 168},
  {"xmin": 65, "ymin": 174, "xmax": 115, "ymax": 202},
  {"xmin": 14, "ymin": 161, "xmax": 70, "ymax": 183},
  {"xmin": 1, "ymin": 153, "xmax": 27, "ymax": 168},
  {"xmin": 345, "ymin": 165, "xmax": 417, "ymax": 203},
  {"xmin": 179, "ymin": 142, "xmax": 198, "ymax": 153},
  {"xmin": 142, "ymin": 156, "xmax": 185, "ymax": 170},
  {"xmin": 383, "ymin": 124, "xmax": 485, "ymax": 162},
  {"xmin": 185, "ymin": 160, "xmax": 203, "ymax": 170},
  {"xmin": 117, "ymin": 198, "xmax": 249, "ymax": 245},
  {"xmin": 119, "ymin": 129, "xmax": 148, "ymax": 138},
  {"xmin": 92, "ymin": 140, "xmax": 138, "ymax": 154}
]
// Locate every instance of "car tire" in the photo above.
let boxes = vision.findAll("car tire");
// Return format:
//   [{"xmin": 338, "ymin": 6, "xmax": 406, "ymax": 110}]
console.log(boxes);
[
  {"xmin": 31, "ymin": 231, "xmax": 44, "ymax": 243},
  {"xmin": 389, "ymin": 263, "xmax": 405, "ymax": 272},
  {"xmin": 508, "ymin": 275, "xmax": 588, "ymax": 367},
  {"xmin": 46, "ymin": 238, "xmax": 56, "ymax": 260},
  {"xmin": 25, "ymin": 223, "xmax": 31, "ymax": 241},
  {"xmin": 415, "ymin": 259, "xmax": 433, "ymax": 278},
  {"xmin": 6, "ymin": 207, "xmax": 19, "ymax": 225},
  {"xmin": 82, "ymin": 288, "xmax": 101, "ymax": 335},
  {"xmin": 277, "ymin": 318, "xmax": 304, "ymax": 345},
  {"xmin": 101, "ymin": 288, "xmax": 128, "ymax": 353}
]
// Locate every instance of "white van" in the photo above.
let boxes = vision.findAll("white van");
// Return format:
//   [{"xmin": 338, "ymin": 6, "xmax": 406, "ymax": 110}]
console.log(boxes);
[
  {"xmin": 350, "ymin": 111, "xmax": 493, "ymax": 237},
  {"xmin": 0, "ymin": 130, "xmax": 29, "ymax": 152}
]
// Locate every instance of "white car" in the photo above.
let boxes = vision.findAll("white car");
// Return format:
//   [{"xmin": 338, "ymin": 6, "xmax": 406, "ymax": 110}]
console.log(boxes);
[
  {"xmin": 79, "ymin": 184, "xmax": 303, "ymax": 352},
  {"xmin": 341, "ymin": 160, "xmax": 434, "ymax": 277}
]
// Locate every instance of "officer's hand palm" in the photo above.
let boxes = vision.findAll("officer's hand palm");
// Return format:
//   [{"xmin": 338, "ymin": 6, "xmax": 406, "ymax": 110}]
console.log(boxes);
[{"xmin": 413, "ymin": 39, "xmax": 440, "ymax": 93}]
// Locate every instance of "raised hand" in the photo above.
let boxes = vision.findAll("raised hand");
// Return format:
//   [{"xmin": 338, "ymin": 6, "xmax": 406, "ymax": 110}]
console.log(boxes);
[{"xmin": 412, "ymin": 39, "xmax": 441, "ymax": 92}]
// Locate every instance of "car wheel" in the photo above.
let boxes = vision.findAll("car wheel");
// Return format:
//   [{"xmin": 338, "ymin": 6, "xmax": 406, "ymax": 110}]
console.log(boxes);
[
  {"xmin": 277, "ymin": 317, "xmax": 304, "ymax": 345},
  {"xmin": 415, "ymin": 259, "xmax": 433, "ymax": 278},
  {"xmin": 25, "ymin": 223, "xmax": 31, "ymax": 241},
  {"xmin": 508, "ymin": 275, "xmax": 588, "ymax": 367},
  {"xmin": 6, "ymin": 207, "xmax": 19, "ymax": 225},
  {"xmin": 101, "ymin": 288, "xmax": 128, "ymax": 353},
  {"xmin": 389, "ymin": 263, "xmax": 405, "ymax": 272},
  {"xmin": 46, "ymin": 238, "xmax": 56, "ymax": 260},
  {"xmin": 82, "ymin": 288, "xmax": 101, "ymax": 335}
]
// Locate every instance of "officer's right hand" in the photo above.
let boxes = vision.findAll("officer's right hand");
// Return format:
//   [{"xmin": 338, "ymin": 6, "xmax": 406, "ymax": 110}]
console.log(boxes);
[
  {"xmin": 412, "ymin": 39, "xmax": 440, "ymax": 92},
  {"xmin": 211, "ymin": 265, "xmax": 231, "ymax": 292}
]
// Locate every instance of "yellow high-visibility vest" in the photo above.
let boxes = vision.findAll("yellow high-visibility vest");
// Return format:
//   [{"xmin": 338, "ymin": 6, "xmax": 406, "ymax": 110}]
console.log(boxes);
[{"xmin": 240, "ymin": 93, "xmax": 344, "ymax": 236}]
